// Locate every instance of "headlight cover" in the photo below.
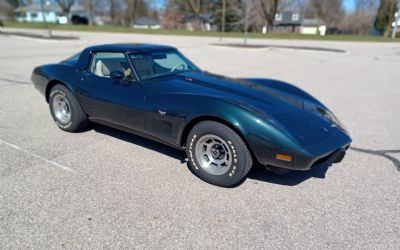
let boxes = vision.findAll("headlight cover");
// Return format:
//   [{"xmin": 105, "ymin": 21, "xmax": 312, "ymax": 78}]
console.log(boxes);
[{"xmin": 320, "ymin": 108, "xmax": 348, "ymax": 133}]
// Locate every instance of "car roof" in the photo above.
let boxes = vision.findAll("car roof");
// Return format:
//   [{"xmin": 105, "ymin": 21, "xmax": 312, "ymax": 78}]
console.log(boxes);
[
  {"xmin": 86, "ymin": 43, "xmax": 176, "ymax": 53},
  {"xmin": 76, "ymin": 43, "xmax": 177, "ymax": 69}
]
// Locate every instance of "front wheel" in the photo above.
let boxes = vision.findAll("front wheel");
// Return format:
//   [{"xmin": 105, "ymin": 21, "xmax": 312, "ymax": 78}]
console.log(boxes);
[{"xmin": 186, "ymin": 121, "xmax": 253, "ymax": 187}]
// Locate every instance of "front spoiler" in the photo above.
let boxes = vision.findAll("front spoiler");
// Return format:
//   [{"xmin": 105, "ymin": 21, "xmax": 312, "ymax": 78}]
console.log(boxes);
[
  {"xmin": 249, "ymin": 130, "xmax": 352, "ymax": 171},
  {"xmin": 308, "ymin": 146, "xmax": 348, "ymax": 170}
]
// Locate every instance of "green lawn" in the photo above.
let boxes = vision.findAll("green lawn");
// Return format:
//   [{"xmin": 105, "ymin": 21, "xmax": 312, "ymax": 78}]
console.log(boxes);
[{"xmin": 3, "ymin": 21, "xmax": 399, "ymax": 42}]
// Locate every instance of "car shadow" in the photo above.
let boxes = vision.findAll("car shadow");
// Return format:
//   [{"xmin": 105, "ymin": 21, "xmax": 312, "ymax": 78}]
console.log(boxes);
[
  {"xmin": 245, "ymin": 163, "xmax": 330, "ymax": 186},
  {"xmin": 92, "ymin": 124, "xmax": 187, "ymax": 163},
  {"xmin": 91, "ymin": 123, "xmax": 331, "ymax": 187}
]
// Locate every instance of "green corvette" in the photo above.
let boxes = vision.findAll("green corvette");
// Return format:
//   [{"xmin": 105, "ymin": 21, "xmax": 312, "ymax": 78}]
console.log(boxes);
[{"xmin": 31, "ymin": 44, "xmax": 352, "ymax": 186}]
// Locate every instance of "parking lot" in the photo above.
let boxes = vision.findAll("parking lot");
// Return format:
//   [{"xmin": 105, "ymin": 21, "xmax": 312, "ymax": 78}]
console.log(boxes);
[{"xmin": 0, "ymin": 28, "xmax": 399, "ymax": 249}]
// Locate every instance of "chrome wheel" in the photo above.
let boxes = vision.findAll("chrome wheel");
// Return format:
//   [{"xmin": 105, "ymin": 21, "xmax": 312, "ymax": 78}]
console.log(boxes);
[
  {"xmin": 52, "ymin": 94, "xmax": 71, "ymax": 124},
  {"xmin": 195, "ymin": 134, "xmax": 232, "ymax": 175}
]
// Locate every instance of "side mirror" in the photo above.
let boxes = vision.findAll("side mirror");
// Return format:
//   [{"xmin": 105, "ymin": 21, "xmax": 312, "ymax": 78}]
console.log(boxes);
[{"xmin": 110, "ymin": 70, "xmax": 124, "ymax": 79}]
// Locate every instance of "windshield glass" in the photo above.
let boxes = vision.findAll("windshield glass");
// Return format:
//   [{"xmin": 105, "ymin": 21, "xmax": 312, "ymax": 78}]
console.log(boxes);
[{"xmin": 129, "ymin": 49, "xmax": 199, "ymax": 80}]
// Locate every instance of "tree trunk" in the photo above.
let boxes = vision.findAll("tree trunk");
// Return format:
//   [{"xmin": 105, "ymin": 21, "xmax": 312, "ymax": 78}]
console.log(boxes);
[
  {"xmin": 86, "ymin": 0, "xmax": 94, "ymax": 26},
  {"xmin": 109, "ymin": 0, "xmax": 116, "ymax": 25},
  {"xmin": 193, "ymin": 15, "xmax": 201, "ymax": 30},
  {"xmin": 384, "ymin": 24, "xmax": 392, "ymax": 37}
]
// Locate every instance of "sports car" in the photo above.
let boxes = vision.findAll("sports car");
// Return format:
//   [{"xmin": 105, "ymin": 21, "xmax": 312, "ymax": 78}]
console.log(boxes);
[{"xmin": 31, "ymin": 43, "xmax": 352, "ymax": 187}]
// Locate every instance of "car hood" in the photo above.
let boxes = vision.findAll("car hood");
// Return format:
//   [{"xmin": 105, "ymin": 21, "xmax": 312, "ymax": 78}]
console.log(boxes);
[
  {"xmin": 179, "ymin": 71, "xmax": 323, "ymax": 115},
  {"xmin": 177, "ymin": 71, "xmax": 346, "ymax": 145}
]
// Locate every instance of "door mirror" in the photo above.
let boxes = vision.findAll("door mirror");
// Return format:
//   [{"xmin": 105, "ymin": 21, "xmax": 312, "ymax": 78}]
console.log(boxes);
[{"xmin": 110, "ymin": 70, "xmax": 124, "ymax": 79}]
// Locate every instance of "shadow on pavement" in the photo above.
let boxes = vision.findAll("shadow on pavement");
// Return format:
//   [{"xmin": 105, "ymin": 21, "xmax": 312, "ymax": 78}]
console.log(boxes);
[
  {"xmin": 0, "ymin": 30, "xmax": 79, "ymax": 40},
  {"xmin": 246, "ymin": 163, "xmax": 330, "ymax": 186},
  {"xmin": 92, "ymin": 123, "xmax": 331, "ymax": 187},
  {"xmin": 211, "ymin": 43, "xmax": 346, "ymax": 53},
  {"xmin": 93, "ymin": 123, "xmax": 187, "ymax": 163}
]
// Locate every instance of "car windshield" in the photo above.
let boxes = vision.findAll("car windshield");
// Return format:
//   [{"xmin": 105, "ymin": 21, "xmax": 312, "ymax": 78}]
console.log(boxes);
[{"xmin": 129, "ymin": 49, "xmax": 199, "ymax": 80}]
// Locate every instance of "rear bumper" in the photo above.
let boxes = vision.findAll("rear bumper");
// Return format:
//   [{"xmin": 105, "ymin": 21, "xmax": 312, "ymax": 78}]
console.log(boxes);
[{"xmin": 31, "ymin": 67, "xmax": 47, "ymax": 96}]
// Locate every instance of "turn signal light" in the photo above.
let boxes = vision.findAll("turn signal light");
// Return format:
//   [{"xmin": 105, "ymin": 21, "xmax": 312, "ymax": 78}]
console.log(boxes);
[{"xmin": 276, "ymin": 154, "xmax": 292, "ymax": 162}]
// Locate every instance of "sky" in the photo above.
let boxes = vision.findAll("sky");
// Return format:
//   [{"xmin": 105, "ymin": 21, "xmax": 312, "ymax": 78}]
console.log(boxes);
[{"xmin": 343, "ymin": 0, "xmax": 356, "ymax": 11}]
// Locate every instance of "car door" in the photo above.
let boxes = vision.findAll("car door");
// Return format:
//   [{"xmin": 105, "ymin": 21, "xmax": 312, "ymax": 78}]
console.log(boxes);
[
  {"xmin": 76, "ymin": 51, "xmax": 147, "ymax": 131},
  {"xmin": 128, "ymin": 50, "xmax": 196, "ymax": 146}
]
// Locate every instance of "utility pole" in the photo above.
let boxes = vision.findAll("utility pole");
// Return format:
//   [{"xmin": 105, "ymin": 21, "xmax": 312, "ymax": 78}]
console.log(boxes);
[
  {"xmin": 40, "ymin": 0, "xmax": 52, "ymax": 37},
  {"xmin": 220, "ymin": 0, "xmax": 226, "ymax": 41},
  {"xmin": 392, "ymin": 10, "xmax": 399, "ymax": 39},
  {"xmin": 244, "ymin": 0, "xmax": 249, "ymax": 45}
]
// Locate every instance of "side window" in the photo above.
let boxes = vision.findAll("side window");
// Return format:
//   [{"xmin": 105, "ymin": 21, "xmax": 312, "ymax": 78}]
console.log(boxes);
[{"xmin": 89, "ymin": 52, "xmax": 133, "ymax": 79}]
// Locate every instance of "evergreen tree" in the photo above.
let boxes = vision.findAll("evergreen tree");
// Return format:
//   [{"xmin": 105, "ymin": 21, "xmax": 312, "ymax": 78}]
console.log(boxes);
[
  {"xmin": 374, "ymin": 0, "xmax": 398, "ymax": 36},
  {"xmin": 214, "ymin": 0, "xmax": 244, "ymax": 32}
]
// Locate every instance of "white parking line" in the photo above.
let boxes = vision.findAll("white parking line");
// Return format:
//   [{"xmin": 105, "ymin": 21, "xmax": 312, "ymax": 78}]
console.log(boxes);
[{"xmin": 0, "ymin": 139, "xmax": 76, "ymax": 173}]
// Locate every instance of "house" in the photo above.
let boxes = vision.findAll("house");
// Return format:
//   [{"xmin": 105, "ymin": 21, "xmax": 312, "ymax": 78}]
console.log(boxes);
[
  {"xmin": 184, "ymin": 13, "xmax": 214, "ymax": 31},
  {"xmin": 15, "ymin": 3, "xmax": 86, "ymax": 24},
  {"xmin": 134, "ymin": 16, "xmax": 161, "ymax": 29},
  {"xmin": 267, "ymin": 11, "xmax": 303, "ymax": 33},
  {"xmin": 300, "ymin": 19, "xmax": 327, "ymax": 35},
  {"xmin": 394, "ymin": 18, "xmax": 400, "ymax": 34}
]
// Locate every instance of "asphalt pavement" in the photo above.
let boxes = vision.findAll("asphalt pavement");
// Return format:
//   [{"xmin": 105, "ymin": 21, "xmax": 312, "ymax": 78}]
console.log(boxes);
[{"xmin": 0, "ymin": 28, "xmax": 399, "ymax": 249}]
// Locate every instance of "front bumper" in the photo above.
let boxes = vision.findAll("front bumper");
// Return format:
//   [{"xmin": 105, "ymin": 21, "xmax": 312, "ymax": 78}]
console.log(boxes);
[{"xmin": 249, "ymin": 129, "xmax": 352, "ymax": 171}]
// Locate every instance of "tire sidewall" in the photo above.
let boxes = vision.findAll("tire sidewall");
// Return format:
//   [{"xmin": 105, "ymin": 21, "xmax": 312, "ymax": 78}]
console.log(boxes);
[
  {"xmin": 49, "ymin": 85, "xmax": 84, "ymax": 132},
  {"xmin": 187, "ymin": 122, "xmax": 248, "ymax": 186}
]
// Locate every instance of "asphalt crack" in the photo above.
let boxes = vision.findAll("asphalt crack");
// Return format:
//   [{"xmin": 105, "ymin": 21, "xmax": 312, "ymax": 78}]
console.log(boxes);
[
  {"xmin": 350, "ymin": 147, "xmax": 400, "ymax": 172},
  {"xmin": 0, "ymin": 77, "xmax": 30, "ymax": 85}
]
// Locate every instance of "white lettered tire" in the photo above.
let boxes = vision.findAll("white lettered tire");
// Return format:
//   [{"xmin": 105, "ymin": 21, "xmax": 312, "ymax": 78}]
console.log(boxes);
[
  {"xmin": 186, "ymin": 121, "xmax": 253, "ymax": 187},
  {"xmin": 49, "ymin": 84, "xmax": 88, "ymax": 132}
]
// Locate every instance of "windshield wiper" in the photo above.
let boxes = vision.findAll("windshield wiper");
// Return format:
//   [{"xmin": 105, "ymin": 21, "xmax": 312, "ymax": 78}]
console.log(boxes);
[{"xmin": 141, "ymin": 70, "xmax": 194, "ymax": 81}]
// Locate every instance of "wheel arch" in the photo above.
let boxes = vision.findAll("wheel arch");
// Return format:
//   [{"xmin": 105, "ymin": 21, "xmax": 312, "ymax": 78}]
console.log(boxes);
[{"xmin": 45, "ymin": 80, "xmax": 73, "ymax": 103}]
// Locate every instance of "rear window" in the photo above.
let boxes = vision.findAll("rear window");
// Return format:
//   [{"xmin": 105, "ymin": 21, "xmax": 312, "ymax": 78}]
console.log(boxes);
[{"xmin": 62, "ymin": 52, "xmax": 82, "ymax": 64}]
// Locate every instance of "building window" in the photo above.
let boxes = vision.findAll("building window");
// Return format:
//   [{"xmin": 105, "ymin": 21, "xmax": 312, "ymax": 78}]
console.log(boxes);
[
  {"xmin": 30, "ymin": 12, "xmax": 38, "ymax": 18},
  {"xmin": 275, "ymin": 13, "xmax": 282, "ymax": 21},
  {"xmin": 292, "ymin": 13, "xmax": 299, "ymax": 21}
]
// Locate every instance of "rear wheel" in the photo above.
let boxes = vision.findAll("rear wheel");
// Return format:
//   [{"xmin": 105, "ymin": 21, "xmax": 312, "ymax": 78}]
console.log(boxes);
[
  {"xmin": 186, "ymin": 121, "xmax": 253, "ymax": 187},
  {"xmin": 49, "ymin": 84, "xmax": 88, "ymax": 132}
]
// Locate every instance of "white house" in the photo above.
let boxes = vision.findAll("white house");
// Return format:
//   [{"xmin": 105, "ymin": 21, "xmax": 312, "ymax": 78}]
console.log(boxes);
[
  {"xmin": 15, "ymin": 3, "xmax": 86, "ymax": 24},
  {"xmin": 300, "ymin": 19, "xmax": 327, "ymax": 36}
]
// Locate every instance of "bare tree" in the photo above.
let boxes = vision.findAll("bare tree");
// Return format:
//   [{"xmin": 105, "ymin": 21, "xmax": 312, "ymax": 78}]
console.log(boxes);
[
  {"xmin": 109, "ymin": 0, "xmax": 117, "ymax": 24},
  {"xmin": 341, "ymin": 0, "xmax": 378, "ymax": 34},
  {"xmin": 186, "ymin": 0, "xmax": 202, "ymax": 30},
  {"xmin": 374, "ymin": 0, "xmax": 398, "ymax": 37},
  {"xmin": 162, "ymin": 0, "xmax": 185, "ymax": 29},
  {"xmin": 1, "ymin": 0, "xmax": 14, "ymax": 20},
  {"xmin": 258, "ymin": 0, "xmax": 279, "ymax": 32},
  {"xmin": 124, "ymin": 0, "xmax": 149, "ymax": 26},
  {"xmin": 56, "ymin": 0, "xmax": 74, "ymax": 16},
  {"xmin": 86, "ymin": 0, "xmax": 94, "ymax": 25},
  {"xmin": 125, "ymin": 0, "xmax": 138, "ymax": 26},
  {"xmin": 305, "ymin": 0, "xmax": 344, "ymax": 27},
  {"xmin": 257, "ymin": 0, "xmax": 298, "ymax": 32}
]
